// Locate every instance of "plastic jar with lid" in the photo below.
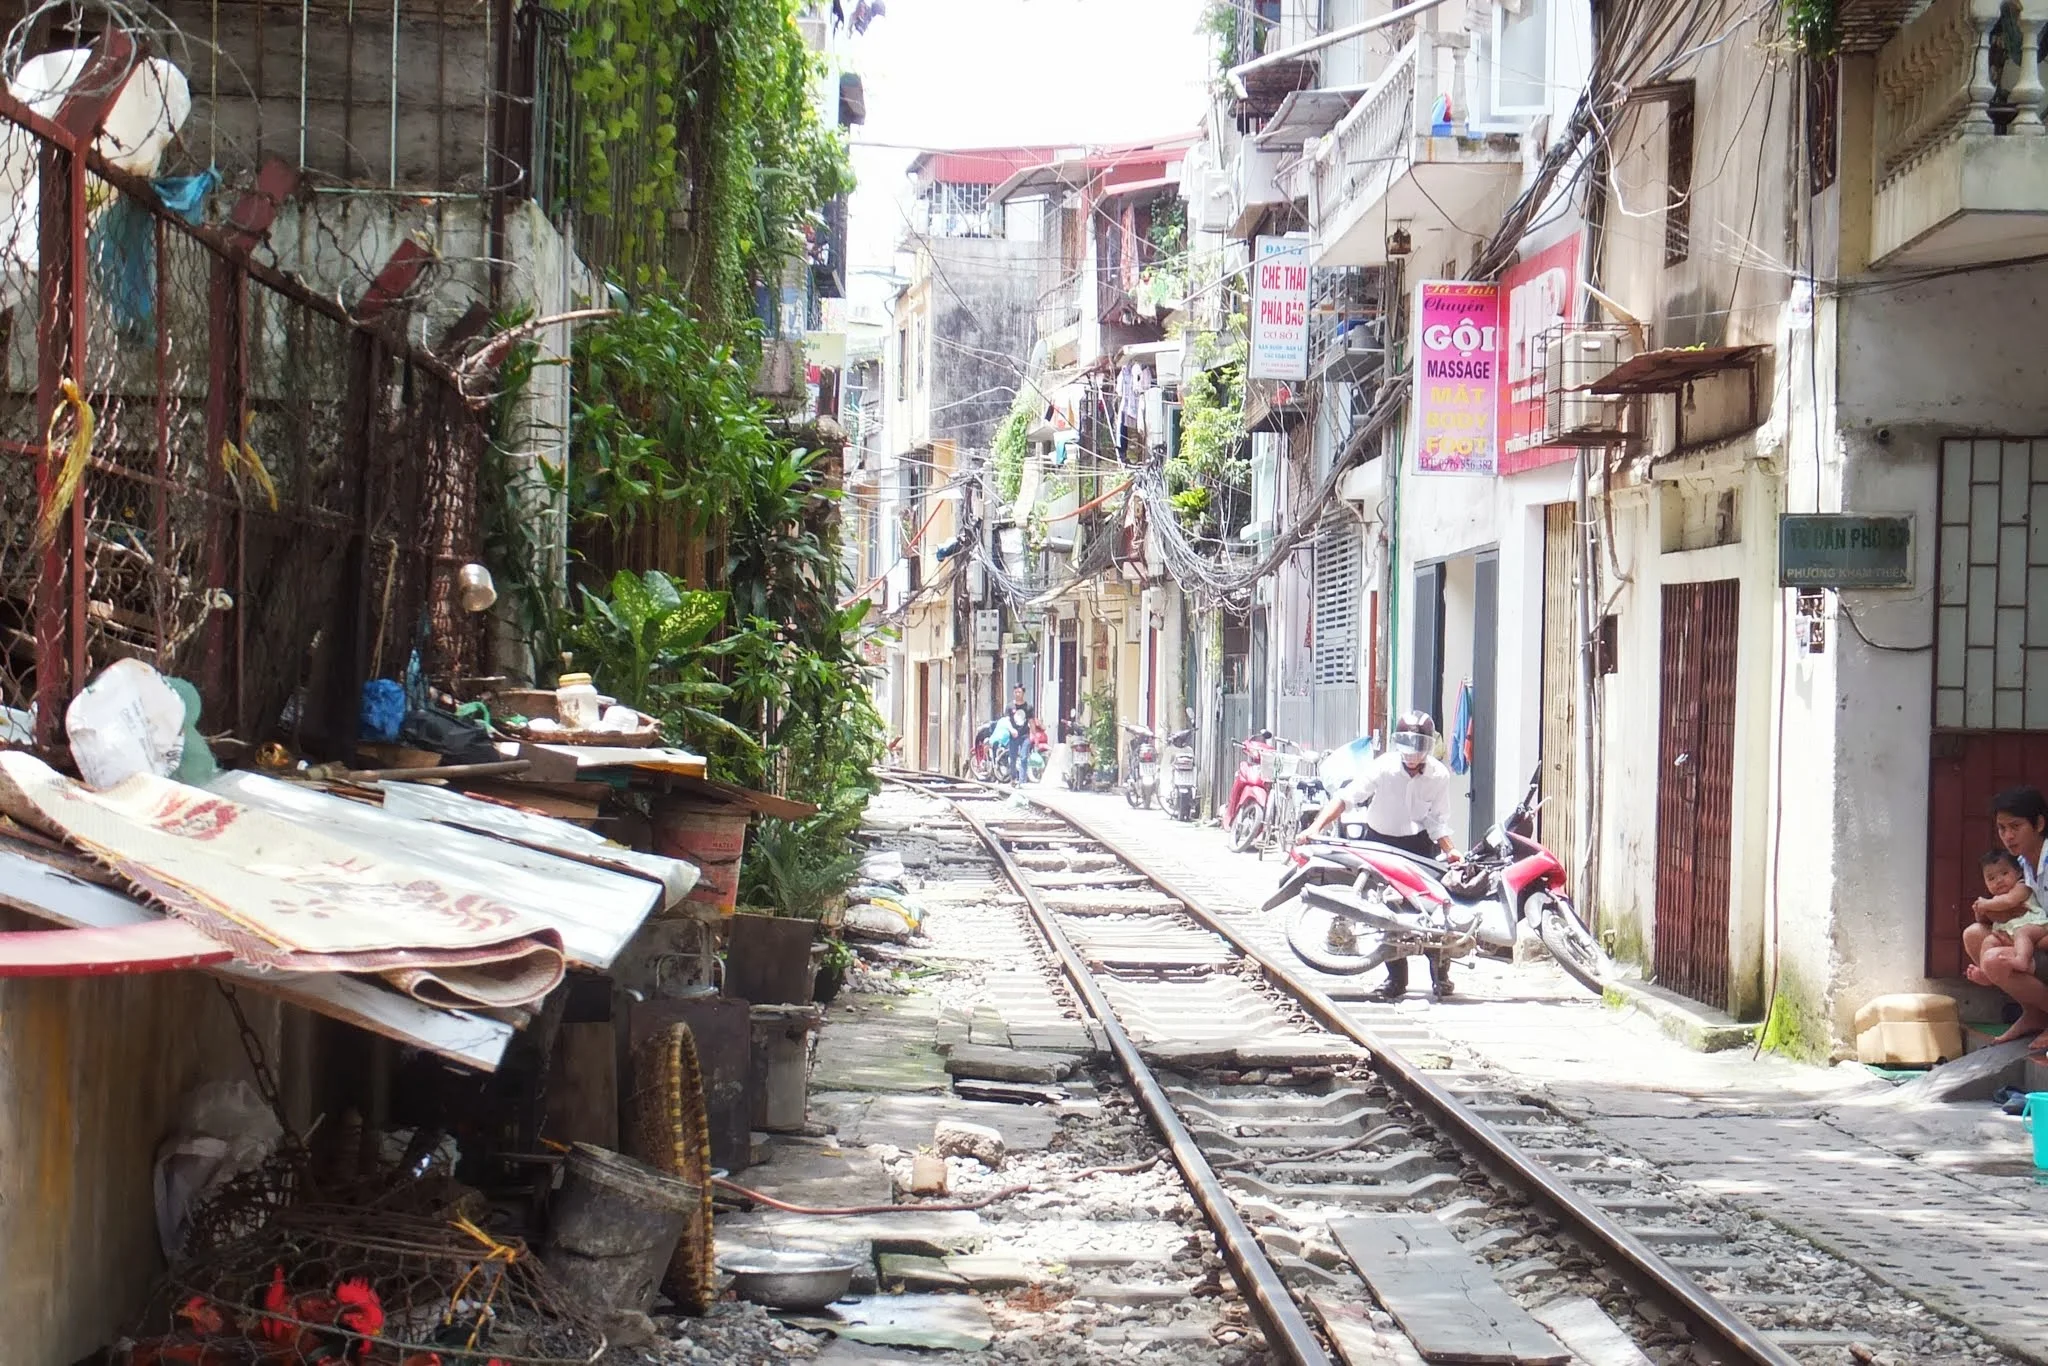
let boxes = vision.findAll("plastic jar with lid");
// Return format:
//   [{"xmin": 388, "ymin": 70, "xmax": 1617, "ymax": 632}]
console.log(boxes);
[{"xmin": 555, "ymin": 672, "xmax": 601, "ymax": 730}]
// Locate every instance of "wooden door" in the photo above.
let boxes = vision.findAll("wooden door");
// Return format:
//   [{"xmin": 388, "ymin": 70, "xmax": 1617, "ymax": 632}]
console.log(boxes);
[
  {"xmin": 1540, "ymin": 503, "xmax": 1578, "ymax": 882},
  {"xmin": 1655, "ymin": 580, "xmax": 1740, "ymax": 1008}
]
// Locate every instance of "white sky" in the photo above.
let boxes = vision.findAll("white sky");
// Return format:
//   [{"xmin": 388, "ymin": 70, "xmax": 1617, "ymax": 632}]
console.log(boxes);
[{"xmin": 843, "ymin": 0, "xmax": 1214, "ymax": 301}]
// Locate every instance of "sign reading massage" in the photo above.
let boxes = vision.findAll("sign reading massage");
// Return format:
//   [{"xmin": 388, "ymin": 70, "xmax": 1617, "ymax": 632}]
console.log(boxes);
[
  {"xmin": 1249, "ymin": 235, "xmax": 1310, "ymax": 381},
  {"xmin": 1779, "ymin": 515, "xmax": 1914, "ymax": 589},
  {"xmin": 1499, "ymin": 234, "xmax": 1583, "ymax": 474},
  {"xmin": 1414, "ymin": 280, "xmax": 1501, "ymax": 476}
]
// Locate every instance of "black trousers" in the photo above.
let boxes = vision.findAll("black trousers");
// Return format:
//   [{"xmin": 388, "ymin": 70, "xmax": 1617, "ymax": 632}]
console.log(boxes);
[{"xmin": 1364, "ymin": 826, "xmax": 1448, "ymax": 994}]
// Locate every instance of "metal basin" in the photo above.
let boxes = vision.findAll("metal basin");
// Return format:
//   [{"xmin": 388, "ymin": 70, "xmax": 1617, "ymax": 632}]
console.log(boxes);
[{"xmin": 717, "ymin": 1249, "xmax": 859, "ymax": 1310}]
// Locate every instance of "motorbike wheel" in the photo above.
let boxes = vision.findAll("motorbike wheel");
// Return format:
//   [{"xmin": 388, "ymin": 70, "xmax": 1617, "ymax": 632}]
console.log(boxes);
[
  {"xmin": 1229, "ymin": 802, "xmax": 1265, "ymax": 853},
  {"xmin": 1533, "ymin": 892, "xmax": 1611, "ymax": 995},
  {"xmin": 1125, "ymin": 779, "xmax": 1144, "ymax": 809},
  {"xmin": 1286, "ymin": 899, "xmax": 1388, "ymax": 975},
  {"xmin": 968, "ymin": 755, "xmax": 993, "ymax": 782}
]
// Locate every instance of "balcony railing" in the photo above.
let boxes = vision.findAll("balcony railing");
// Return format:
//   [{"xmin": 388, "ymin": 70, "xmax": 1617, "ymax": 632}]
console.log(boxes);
[
  {"xmin": 1315, "ymin": 36, "xmax": 1429, "ymax": 220},
  {"xmin": 1308, "ymin": 266, "xmax": 1384, "ymax": 383},
  {"xmin": 1872, "ymin": 0, "xmax": 2048, "ymax": 266},
  {"xmin": 1307, "ymin": 27, "xmax": 1521, "ymax": 266}
]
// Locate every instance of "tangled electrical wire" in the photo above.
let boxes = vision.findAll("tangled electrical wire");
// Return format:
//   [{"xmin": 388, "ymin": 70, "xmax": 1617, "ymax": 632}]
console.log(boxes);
[{"xmin": 1136, "ymin": 370, "xmax": 1412, "ymax": 613}]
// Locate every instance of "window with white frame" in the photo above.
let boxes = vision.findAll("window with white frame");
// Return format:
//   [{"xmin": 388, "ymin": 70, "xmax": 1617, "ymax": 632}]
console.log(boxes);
[
  {"xmin": 1492, "ymin": 0, "xmax": 1551, "ymax": 118},
  {"xmin": 1936, "ymin": 438, "xmax": 2048, "ymax": 729}
]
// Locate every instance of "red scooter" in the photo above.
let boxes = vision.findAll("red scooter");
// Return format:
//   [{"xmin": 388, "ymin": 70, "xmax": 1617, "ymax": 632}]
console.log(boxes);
[
  {"xmin": 1224, "ymin": 730, "xmax": 1279, "ymax": 853},
  {"xmin": 1262, "ymin": 771, "xmax": 1609, "ymax": 994}
]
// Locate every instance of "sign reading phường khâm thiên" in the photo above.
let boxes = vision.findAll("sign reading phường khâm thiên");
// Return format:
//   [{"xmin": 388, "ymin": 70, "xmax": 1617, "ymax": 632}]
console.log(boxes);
[
  {"xmin": 1414, "ymin": 280, "xmax": 1501, "ymax": 476},
  {"xmin": 1778, "ymin": 514, "xmax": 1913, "ymax": 588}
]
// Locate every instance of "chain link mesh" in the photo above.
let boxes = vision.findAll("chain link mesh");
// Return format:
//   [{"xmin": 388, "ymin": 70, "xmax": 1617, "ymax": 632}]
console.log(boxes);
[{"xmin": 0, "ymin": 101, "xmax": 484, "ymax": 751}]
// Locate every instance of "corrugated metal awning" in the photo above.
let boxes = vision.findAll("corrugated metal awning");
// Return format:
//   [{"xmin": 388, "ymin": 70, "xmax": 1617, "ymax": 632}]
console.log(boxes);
[{"xmin": 0, "ymin": 840, "xmax": 515, "ymax": 1070}]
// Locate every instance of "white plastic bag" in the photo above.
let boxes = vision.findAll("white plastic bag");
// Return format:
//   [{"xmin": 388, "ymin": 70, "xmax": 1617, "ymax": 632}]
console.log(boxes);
[
  {"xmin": 152, "ymin": 1080, "xmax": 282, "ymax": 1259},
  {"xmin": 860, "ymin": 851, "xmax": 906, "ymax": 885},
  {"xmin": 67, "ymin": 658, "xmax": 186, "ymax": 790}
]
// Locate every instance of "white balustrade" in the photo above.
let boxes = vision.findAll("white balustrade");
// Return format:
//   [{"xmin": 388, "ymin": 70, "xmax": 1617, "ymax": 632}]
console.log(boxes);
[
  {"xmin": 1877, "ymin": 0, "xmax": 2048, "ymax": 183},
  {"xmin": 1314, "ymin": 36, "xmax": 1423, "ymax": 214}
]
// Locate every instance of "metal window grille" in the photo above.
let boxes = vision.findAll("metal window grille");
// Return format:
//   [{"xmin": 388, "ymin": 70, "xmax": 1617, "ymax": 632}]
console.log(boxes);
[
  {"xmin": 1935, "ymin": 438, "xmax": 2048, "ymax": 730},
  {"xmin": 1665, "ymin": 91, "xmax": 1695, "ymax": 266}
]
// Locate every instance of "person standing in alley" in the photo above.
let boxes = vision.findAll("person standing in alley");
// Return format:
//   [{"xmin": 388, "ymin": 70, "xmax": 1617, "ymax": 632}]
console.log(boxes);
[
  {"xmin": 1300, "ymin": 711, "xmax": 1459, "ymax": 999},
  {"xmin": 1006, "ymin": 683, "xmax": 1036, "ymax": 784}
]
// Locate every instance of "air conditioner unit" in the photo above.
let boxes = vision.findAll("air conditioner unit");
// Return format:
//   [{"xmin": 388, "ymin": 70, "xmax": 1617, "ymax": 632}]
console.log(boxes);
[
  {"xmin": 1542, "ymin": 327, "xmax": 1637, "ymax": 444},
  {"xmin": 1143, "ymin": 388, "xmax": 1166, "ymax": 450},
  {"xmin": 1193, "ymin": 169, "xmax": 1234, "ymax": 234}
]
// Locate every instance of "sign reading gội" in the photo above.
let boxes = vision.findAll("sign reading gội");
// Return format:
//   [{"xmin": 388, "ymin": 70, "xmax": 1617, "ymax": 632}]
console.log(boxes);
[
  {"xmin": 1414, "ymin": 280, "xmax": 1501, "ymax": 476},
  {"xmin": 1249, "ymin": 235, "xmax": 1310, "ymax": 381},
  {"xmin": 1778, "ymin": 514, "xmax": 1914, "ymax": 588}
]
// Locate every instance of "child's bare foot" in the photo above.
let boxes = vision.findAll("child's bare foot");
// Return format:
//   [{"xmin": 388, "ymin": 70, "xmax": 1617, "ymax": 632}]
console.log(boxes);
[
  {"xmin": 1969, "ymin": 964, "xmax": 1994, "ymax": 986},
  {"xmin": 2017, "ymin": 943, "xmax": 2038, "ymax": 976},
  {"xmin": 1994, "ymin": 1008, "xmax": 2048, "ymax": 1043}
]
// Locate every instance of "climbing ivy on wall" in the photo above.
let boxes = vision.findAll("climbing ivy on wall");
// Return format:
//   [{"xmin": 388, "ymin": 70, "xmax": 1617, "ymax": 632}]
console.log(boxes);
[{"xmin": 560, "ymin": 0, "xmax": 853, "ymax": 333}]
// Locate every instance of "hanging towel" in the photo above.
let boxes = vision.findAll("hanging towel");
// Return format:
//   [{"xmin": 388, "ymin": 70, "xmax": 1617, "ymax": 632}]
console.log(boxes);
[{"xmin": 1449, "ymin": 678, "xmax": 1474, "ymax": 776}]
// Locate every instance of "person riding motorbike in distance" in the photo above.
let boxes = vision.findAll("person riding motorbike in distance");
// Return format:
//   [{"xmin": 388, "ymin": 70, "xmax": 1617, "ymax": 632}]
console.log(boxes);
[{"xmin": 1298, "ymin": 711, "xmax": 1460, "ymax": 999}]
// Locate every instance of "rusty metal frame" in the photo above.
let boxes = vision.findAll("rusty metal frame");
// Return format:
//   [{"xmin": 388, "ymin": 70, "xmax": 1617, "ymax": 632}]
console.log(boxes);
[{"xmin": 3, "ymin": 27, "xmax": 485, "ymax": 751}]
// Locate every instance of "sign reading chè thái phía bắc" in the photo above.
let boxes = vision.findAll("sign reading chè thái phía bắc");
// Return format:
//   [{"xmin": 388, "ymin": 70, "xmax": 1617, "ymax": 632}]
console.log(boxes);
[{"xmin": 1249, "ymin": 235, "xmax": 1309, "ymax": 381}]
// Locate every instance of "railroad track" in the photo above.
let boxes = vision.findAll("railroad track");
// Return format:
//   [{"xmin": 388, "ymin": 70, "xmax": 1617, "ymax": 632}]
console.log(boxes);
[{"xmin": 880, "ymin": 769, "xmax": 1827, "ymax": 1366}]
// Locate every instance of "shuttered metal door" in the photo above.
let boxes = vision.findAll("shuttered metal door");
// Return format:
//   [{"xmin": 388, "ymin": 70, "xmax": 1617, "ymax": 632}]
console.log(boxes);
[
  {"xmin": 1313, "ymin": 513, "xmax": 1363, "ymax": 748},
  {"xmin": 1540, "ymin": 503, "xmax": 1579, "ymax": 886},
  {"xmin": 1313, "ymin": 515, "xmax": 1362, "ymax": 687},
  {"xmin": 1654, "ymin": 580, "xmax": 1740, "ymax": 1008}
]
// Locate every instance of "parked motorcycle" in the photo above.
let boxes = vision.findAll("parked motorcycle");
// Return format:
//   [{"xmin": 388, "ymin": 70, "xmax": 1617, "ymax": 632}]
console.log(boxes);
[
  {"xmin": 1165, "ymin": 711, "xmax": 1198, "ymax": 822},
  {"xmin": 1224, "ymin": 730, "xmax": 1278, "ymax": 852},
  {"xmin": 1063, "ymin": 712, "xmax": 1097, "ymax": 792},
  {"xmin": 1264, "ymin": 770, "xmax": 1610, "ymax": 995},
  {"xmin": 1121, "ymin": 721, "xmax": 1160, "ymax": 809}
]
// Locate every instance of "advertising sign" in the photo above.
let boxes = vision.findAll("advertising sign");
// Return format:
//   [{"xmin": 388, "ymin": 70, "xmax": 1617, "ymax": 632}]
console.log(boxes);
[
  {"xmin": 1249, "ymin": 235, "xmax": 1310, "ymax": 381},
  {"xmin": 1779, "ymin": 515, "xmax": 1914, "ymax": 589},
  {"xmin": 1499, "ymin": 234, "xmax": 1583, "ymax": 474},
  {"xmin": 1414, "ymin": 280, "xmax": 1502, "ymax": 476}
]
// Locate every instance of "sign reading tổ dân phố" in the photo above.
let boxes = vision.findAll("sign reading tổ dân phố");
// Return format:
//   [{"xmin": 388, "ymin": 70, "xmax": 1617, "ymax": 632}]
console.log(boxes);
[{"xmin": 1778, "ymin": 515, "xmax": 1913, "ymax": 588}]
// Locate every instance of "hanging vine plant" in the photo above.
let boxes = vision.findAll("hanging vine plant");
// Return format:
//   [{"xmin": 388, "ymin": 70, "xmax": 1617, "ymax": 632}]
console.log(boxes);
[
  {"xmin": 1783, "ymin": 0, "xmax": 1839, "ymax": 58},
  {"xmin": 558, "ymin": 0, "xmax": 852, "ymax": 337}
]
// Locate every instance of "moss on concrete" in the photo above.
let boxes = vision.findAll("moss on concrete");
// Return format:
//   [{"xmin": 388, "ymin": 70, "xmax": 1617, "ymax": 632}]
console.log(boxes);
[{"xmin": 1758, "ymin": 965, "xmax": 1832, "ymax": 1062}]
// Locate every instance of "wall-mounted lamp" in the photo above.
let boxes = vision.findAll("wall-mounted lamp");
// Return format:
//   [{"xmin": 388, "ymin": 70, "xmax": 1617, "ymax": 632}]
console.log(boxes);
[{"xmin": 1386, "ymin": 226, "xmax": 1413, "ymax": 259}]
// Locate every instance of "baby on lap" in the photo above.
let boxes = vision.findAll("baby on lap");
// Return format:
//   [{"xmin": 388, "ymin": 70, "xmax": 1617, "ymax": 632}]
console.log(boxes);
[{"xmin": 1966, "ymin": 848, "xmax": 2048, "ymax": 986}]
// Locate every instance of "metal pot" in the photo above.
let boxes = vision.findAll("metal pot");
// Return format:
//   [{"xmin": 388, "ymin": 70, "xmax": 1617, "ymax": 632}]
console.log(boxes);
[{"xmin": 717, "ymin": 1248, "xmax": 859, "ymax": 1310}]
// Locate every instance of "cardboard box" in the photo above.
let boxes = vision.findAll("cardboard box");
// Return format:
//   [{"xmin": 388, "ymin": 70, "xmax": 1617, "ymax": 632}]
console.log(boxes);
[{"xmin": 1854, "ymin": 992, "xmax": 1963, "ymax": 1065}]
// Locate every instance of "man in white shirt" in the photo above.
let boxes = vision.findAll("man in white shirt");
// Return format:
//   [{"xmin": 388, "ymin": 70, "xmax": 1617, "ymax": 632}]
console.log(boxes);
[{"xmin": 1299, "ymin": 711, "xmax": 1459, "ymax": 999}]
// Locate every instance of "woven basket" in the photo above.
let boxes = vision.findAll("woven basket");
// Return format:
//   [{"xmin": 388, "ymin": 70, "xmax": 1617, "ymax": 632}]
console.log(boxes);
[{"xmin": 625, "ymin": 1023, "xmax": 716, "ymax": 1314}]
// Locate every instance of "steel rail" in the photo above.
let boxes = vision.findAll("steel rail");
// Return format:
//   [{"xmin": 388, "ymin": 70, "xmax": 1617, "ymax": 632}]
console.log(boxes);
[
  {"xmin": 1037, "ymin": 794, "xmax": 1799, "ymax": 1366},
  {"xmin": 936, "ymin": 792, "xmax": 1336, "ymax": 1366}
]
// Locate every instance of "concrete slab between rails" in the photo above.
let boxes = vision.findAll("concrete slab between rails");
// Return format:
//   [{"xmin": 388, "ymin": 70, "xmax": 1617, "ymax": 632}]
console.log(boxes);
[{"xmin": 1601, "ymin": 979, "xmax": 1760, "ymax": 1053}]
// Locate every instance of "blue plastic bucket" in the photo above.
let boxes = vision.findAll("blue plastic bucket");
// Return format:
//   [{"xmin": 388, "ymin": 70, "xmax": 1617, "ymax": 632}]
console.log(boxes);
[{"xmin": 2022, "ymin": 1093, "xmax": 2048, "ymax": 1170}]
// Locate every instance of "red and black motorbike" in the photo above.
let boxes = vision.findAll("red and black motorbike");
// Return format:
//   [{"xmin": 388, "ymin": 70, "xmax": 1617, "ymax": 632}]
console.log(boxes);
[
  {"xmin": 1263, "ymin": 771, "xmax": 1609, "ymax": 995},
  {"xmin": 1223, "ymin": 730, "xmax": 1279, "ymax": 852}
]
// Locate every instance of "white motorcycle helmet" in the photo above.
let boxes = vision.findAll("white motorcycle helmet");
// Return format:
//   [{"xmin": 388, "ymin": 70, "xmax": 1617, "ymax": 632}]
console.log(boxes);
[{"xmin": 1391, "ymin": 710, "xmax": 1437, "ymax": 758}]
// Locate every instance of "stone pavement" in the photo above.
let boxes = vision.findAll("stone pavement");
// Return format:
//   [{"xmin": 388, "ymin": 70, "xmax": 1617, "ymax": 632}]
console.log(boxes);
[{"xmin": 1030, "ymin": 786, "xmax": 2048, "ymax": 1364}]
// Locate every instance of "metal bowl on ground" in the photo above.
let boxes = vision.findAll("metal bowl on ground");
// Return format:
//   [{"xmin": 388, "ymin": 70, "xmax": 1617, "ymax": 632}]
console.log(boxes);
[{"xmin": 716, "ymin": 1249, "xmax": 859, "ymax": 1310}]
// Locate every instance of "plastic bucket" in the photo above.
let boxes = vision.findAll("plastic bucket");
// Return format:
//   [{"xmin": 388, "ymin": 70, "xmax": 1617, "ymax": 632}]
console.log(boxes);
[
  {"xmin": 2023, "ymin": 1094, "xmax": 2048, "ymax": 1170},
  {"xmin": 653, "ymin": 800, "xmax": 751, "ymax": 916},
  {"xmin": 543, "ymin": 1143, "xmax": 700, "ymax": 1313}
]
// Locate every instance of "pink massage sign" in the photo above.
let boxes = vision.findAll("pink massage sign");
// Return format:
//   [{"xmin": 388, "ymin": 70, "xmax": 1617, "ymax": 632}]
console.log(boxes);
[{"xmin": 1413, "ymin": 280, "xmax": 1502, "ymax": 476}]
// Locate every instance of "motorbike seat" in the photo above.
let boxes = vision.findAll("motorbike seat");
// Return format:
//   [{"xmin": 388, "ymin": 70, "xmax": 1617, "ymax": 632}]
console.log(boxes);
[{"xmin": 1353, "ymin": 839, "xmax": 1451, "ymax": 874}]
